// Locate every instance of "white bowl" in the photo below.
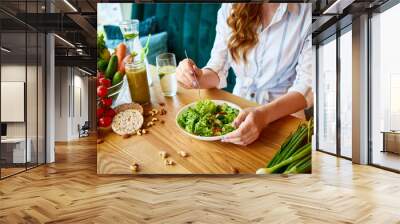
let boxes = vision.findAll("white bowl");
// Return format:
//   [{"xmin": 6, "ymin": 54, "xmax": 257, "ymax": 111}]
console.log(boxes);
[{"xmin": 175, "ymin": 100, "xmax": 242, "ymax": 141}]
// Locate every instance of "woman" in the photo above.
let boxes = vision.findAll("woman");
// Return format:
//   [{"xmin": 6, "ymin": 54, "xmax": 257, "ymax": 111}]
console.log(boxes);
[{"xmin": 176, "ymin": 3, "xmax": 312, "ymax": 146}]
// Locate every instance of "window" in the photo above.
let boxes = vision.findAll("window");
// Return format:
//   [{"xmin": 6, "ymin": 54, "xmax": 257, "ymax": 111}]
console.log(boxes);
[
  {"xmin": 0, "ymin": 1, "xmax": 47, "ymax": 179},
  {"xmin": 317, "ymin": 37, "xmax": 337, "ymax": 154},
  {"xmin": 371, "ymin": 2, "xmax": 400, "ymax": 171},
  {"xmin": 339, "ymin": 29, "xmax": 352, "ymax": 158}
]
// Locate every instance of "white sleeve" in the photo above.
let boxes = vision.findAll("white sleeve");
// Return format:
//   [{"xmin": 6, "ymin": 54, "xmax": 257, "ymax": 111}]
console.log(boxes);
[
  {"xmin": 203, "ymin": 4, "xmax": 231, "ymax": 89},
  {"xmin": 288, "ymin": 33, "xmax": 313, "ymax": 108}
]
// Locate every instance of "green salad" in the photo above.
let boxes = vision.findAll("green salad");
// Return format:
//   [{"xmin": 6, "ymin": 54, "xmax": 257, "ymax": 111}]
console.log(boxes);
[{"xmin": 177, "ymin": 100, "xmax": 240, "ymax": 137}]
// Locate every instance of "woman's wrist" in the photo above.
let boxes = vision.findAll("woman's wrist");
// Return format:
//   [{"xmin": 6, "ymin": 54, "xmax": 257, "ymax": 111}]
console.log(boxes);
[
  {"xmin": 256, "ymin": 104, "xmax": 274, "ymax": 128},
  {"xmin": 200, "ymin": 68, "xmax": 220, "ymax": 89}
]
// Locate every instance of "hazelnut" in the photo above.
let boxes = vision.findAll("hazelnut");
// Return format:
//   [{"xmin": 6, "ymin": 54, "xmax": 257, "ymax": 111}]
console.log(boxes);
[
  {"xmin": 160, "ymin": 108, "xmax": 167, "ymax": 115},
  {"xmin": 165, "ymin": 159, "xmax": 175, "ymax": 166},
  {"xmin": 159, "ymin": 151, "xmax": 168, "ymax": 159},
  {"xmin": 231, "ymin": 167, "xmax": 239, "ymax": 174},
  {"xmin": 178, "ymin": 151, "xmax": 188, "ymax": 157},
  {"xmin": 130, "ymin": 163, "xmax": 139, "ymax": 172}
]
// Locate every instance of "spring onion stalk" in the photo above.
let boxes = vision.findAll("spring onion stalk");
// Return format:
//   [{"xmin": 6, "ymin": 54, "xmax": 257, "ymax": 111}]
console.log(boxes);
[
  {"xmin": 285, "ymin": 152, "xmax": 310, "ymax": 171},
  {"xmin": 268, "ymin": 125, "xmax": 304, "ymax": 167},
  {"xmin": 285, "ymin": 159, "xmax": 311, "ymax": 174},
  {"xmin": 274, "ymin": 125, "xmax": 308, "ymax": 164},
  {"xmin": 283, "ymin": 154, "xmax": 311, "ymax": 174},
  {"xmin": 297, "ymin": 159, "xmax": 311, "ymax": 173},
  {"xmin": 266, "ymin": 131, "xmax": 294, "ymax": 167},
  {"xmin": 256, "ymin": 144, "xmax": 311, "ymax": 174}
]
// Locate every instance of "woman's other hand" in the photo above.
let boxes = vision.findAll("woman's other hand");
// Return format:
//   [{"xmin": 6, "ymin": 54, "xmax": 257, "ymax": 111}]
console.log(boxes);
[
  {"xmin": 176, "ymin": 59, "xmax": 203, "ymax": 89},
  {"xmin": 222, "ymin": 107, "xmax": 269, "ymax": 146}
]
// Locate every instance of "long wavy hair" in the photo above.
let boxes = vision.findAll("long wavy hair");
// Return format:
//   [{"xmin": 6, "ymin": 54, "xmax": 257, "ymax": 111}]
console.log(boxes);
[{"xmin": 227, "ymin": 3, "xmax": 263, "ymax": 63}]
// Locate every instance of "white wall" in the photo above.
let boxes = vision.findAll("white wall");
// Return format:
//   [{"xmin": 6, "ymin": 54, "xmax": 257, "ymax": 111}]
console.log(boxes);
[
  {"xmin": 1, "ymin": 64, "xmax": 46, "ymax": 164},
  {"xmin": 54, "ymin": 67, "xmax": 89, "ymax": 141},
  {"xmin": 1, "ymin": 65, "xmax": 38, "ymax": 138}
]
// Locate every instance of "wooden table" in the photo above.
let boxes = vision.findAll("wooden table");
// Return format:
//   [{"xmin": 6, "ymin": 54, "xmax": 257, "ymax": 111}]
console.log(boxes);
[{"xmin": 97, "ymin": 66, "xmax": 303, "ymax": 174}]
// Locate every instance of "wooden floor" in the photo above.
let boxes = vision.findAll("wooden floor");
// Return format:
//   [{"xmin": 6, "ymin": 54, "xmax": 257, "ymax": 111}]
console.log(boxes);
[
  {"xmin": 372, "ymin": 150, "xmax": 400, "ymax": 171},
  {"xmin": 0, "ymin": 136, "xmax": 400, "ymax": 224}
]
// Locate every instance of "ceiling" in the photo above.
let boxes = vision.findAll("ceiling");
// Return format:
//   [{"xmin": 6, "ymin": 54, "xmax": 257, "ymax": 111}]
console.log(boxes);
[
  {"xmin": 312, "ymin": 0, "xmax": 391, "ymax": 44},
  {"xmin": 0, "ymin": 0, "xmax": 97, "ymax": 73}
]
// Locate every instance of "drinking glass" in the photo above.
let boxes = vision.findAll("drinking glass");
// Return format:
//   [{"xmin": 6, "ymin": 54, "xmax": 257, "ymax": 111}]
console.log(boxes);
[
  {"xmin": 119, "ymin": 20, "xmax": 139, "ymax": 53},
  {"xmin": 156, "ymin": 53, "xmax": 177, "ymax": 96}
]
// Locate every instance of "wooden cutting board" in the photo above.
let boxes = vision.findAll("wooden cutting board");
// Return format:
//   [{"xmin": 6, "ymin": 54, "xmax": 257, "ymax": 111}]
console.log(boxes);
[{"xmin": 97, "ymin": 66, "xmax": 303, "ymax": 174}]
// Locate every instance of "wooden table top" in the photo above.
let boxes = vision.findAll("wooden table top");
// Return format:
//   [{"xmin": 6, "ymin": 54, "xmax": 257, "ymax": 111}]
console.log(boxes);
[{"xmin": 97, "ymin": 66, "xmax": 303, "ymax": 174}]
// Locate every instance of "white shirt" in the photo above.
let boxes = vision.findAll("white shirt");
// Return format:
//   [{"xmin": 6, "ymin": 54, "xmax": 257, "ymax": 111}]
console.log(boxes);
[{"xmin": 205, "ymin": 3, "xmax": 313, "ymax": 107}]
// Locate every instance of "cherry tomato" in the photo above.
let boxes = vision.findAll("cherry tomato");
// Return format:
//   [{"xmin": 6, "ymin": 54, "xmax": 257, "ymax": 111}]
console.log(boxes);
[
  {"xmin": 97, "ymin": 73, "xmax": 105, "ymax": 86},
  {"xmin": 97, "ymin": 86, "xmax": 108, "ymax": 98},
  {"xmin": 96, "ymin": 107, "xmax": 105, "ymax": 118},
  {"xmin": 99, "ymin": 77, "xmax": 111, "ymax": 88},
  {"xmin": 98, "ymin": 116, "xmax": 112, "ymax": 127},
  {"xmin": 101, "ymin": 97, "xmax": 113, "ymax": 107},
  {"xmin": 104, "ymin": 108, "xmax": 116, "ymax": 118}
]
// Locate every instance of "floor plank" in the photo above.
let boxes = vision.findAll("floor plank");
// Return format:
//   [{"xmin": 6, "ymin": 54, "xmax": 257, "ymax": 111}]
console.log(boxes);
[{"xmin": 0, "ymin": 135, "xmax": 399, "ymax": 224}]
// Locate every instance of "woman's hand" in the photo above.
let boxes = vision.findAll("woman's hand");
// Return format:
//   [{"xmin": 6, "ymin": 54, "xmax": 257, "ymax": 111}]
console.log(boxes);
[
  {"xmin": 176, "ymin": 59, "xmax": 203, "ymax": 89},
  {"xmin": 222, "ymin": 107, "xmax": 269, "ymax": 146}
]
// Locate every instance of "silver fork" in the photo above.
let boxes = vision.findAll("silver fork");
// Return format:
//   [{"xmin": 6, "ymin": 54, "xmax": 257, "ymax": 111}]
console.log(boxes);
[{"xmin": 184, "ymin": 50, "xmax": 201, "ymax": 99}]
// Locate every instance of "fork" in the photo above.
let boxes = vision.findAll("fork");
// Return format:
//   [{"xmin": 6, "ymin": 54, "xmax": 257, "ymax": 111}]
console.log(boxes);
[{"xmin": 184, "ymin": 50, "xmax": 201, "ymax": 99}]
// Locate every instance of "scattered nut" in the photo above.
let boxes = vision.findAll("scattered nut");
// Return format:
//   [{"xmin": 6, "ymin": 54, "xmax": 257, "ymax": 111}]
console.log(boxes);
[
  {"xmin": 151, "ymin": 109, "xmax": 159, "ymax": 115},
  {"xmin": 97, "ymin": 138, "xmax": 104, "ymax": 144},
  {"xmin": 122, "ymin": 133, "xmax": 131, "ymax": 139},
  {"xmin": 151, "ymin": 117, "xmax": 158, "ymax": 122},
  {"xmin": 165, "ymin": 159, "xmax": 175, "ymax": 166},
  {"xmin": 142, "ymin": 129, "xmax": 147, "ymax": 134},
  {"xmin": 159, "ymin": 151, "xmax": 168, "ymax": 159},
  {"xmin": 130, "ymin": 163, "xmax": 139, "ymax": 172},
  {"xmin": 146, "ymin": 122, "xmax": 153, "ymax": 127},
  {"xmin": 160, "ymin": 108, "xmax": 167, "ymax": 115},
  {"xmin": 160, "ymin": 120, "xmax": 165, "ymax": 124},
  {"xmin": 137, "ymin": 130, "xmax": 142, "ymax": 136},
  {"xmin": 231, "ymin": 167, "xmax": 239, "ymax": 174},
  {"xmin": 149, "ymin": 111, "xmax": 155, "ymax": 117},
  {"xmin": 178, "ymin": 151, "xmax": 188, "ymax": 157},
  {"xmin": 159, "ymin": 102, "xmax": 165, "ymax": 107}
]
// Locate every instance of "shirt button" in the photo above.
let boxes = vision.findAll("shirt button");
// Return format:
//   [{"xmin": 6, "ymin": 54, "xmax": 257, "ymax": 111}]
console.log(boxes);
[{"xmin": 250, "ymin": 93, "xmax": 255, "ymax": 98}]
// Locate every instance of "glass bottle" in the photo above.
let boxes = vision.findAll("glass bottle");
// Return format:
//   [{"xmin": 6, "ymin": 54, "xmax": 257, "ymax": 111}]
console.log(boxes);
[{"xmin": 125, "ymin": 60, "xmax": 151, "ymax": 104}]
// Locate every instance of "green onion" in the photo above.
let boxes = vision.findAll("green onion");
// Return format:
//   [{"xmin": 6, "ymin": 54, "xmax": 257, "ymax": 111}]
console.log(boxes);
[
  {"xmin": 266, "ymin": 131, "xmax": 294, "ymax": 167},
  {"xmin": 257, "ymin": 118, "xmax": 314, "ymax": 174},
  {"xmin": 277, "ymin": 126, "xmax": 307, "ymax": 163},
  {"xmin": 283, "ymin": 154, "xmax": 311, "ymax": 174},
  {"xmin": 256, "ymin": 143, "xmax": 311, "ymax": 174}
]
